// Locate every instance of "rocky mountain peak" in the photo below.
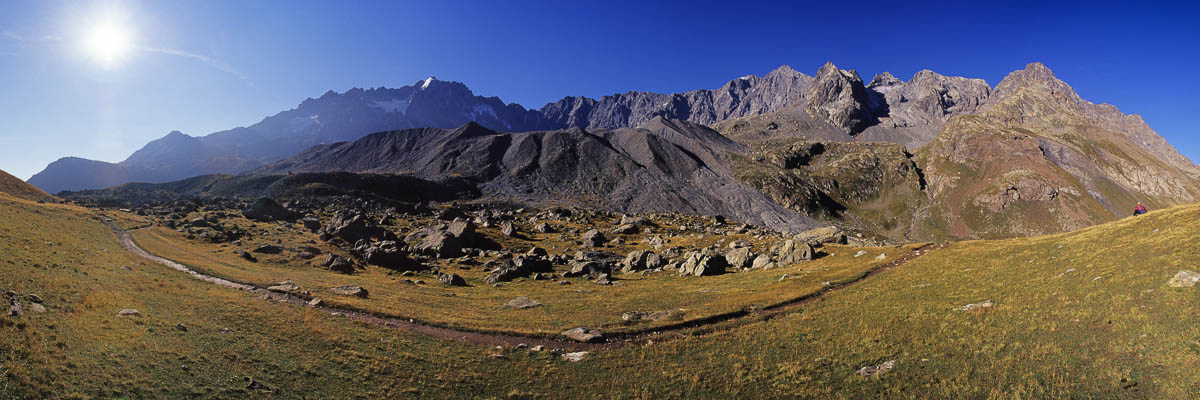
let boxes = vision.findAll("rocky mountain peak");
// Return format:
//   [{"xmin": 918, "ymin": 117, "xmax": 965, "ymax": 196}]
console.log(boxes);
[
  {"xmin": 867, "ymin": 72, "xmax": 903, "ymax": 89},
  {"xmin": 805, "ymin": 62, "xmax": 877, "ymax": 134},
  {"xmin": 990, "ymin": 62, "xmax": 1078, "ymax": 104}
]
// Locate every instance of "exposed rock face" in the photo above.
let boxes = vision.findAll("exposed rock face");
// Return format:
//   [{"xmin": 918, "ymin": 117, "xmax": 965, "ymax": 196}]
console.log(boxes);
[
  {"xmin": 256, "ymin": 119, "xmax": 817, "ymax": 232},
  {"xmin": 804, "ymin": 62, "xmax": 878, "ymax": 134},
  {"xmin": 677, "ymin": 251, "xmax": 728, "ymax": 276},
  {"xmin": 913, "ymin": 63, "xmax": 1200, "ymax": 239}
]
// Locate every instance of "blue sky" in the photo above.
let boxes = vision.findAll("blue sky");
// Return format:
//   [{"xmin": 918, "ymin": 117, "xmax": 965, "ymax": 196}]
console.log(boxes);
[{"xmin": 0, "ymin": 0, "xmax": 1197, "ymax": 180}]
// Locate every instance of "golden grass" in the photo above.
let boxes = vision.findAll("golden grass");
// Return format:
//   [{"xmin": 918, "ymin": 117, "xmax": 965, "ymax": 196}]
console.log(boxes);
[{"xmin": 131, "ymin": 214, "xmax": 910, "ymax": 335}]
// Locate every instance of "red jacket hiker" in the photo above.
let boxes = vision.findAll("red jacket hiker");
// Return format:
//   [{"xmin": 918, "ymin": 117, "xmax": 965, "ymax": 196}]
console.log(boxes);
[{"xmin": 1134, "ymin": 202, "xmax": 1147, "ymax": 216}]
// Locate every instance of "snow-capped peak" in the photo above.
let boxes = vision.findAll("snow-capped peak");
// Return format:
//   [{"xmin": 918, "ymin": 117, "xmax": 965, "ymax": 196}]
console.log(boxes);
[{"xmin": 421, "ymin": 76, "xmax": 437, "ymax": 89}]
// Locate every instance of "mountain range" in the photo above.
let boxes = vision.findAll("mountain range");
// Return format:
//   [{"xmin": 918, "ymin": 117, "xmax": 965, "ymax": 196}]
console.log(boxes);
[{"xmin": 37, "ymin": 62, "xmax": 1199, "ymax": 240}]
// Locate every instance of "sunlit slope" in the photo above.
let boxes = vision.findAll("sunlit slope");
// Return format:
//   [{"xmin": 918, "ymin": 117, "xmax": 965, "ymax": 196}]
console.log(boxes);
[
  {"xmin": 0, "ymin": 169, "xmax": 51, "ymax": 201},
  {"xmin": 0, "ymin": 193, "xmax": 570, "ymax": 398},
  {"xmin": 603, "ymin": 204, "xmax": 1200, "ymax": 398}
]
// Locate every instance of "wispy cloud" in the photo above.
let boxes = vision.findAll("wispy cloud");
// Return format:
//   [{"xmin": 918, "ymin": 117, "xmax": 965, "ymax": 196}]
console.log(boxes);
[
  {"xmin": 2, "ymin": 30, "xmax": 61, "ymax": 43},
  {"xmin": 143, "ymin": 46, "xmax": 248, "ymax": 80}
]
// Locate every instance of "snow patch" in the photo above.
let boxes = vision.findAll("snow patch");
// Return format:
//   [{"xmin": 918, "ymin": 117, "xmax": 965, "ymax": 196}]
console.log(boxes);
[
  {"xmin": 287, "ymin": 115, "xmax": 319, "ymax": 132},
  {"xmin": 421, "ymin": 76, "xmax": 436, "ymax": 89}
]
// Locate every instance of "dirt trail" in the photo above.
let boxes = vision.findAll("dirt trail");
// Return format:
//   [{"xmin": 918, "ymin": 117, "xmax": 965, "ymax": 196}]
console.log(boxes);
[{"xmin": 112, "ymin": 224, "xmax": 946, "ymax": 351}]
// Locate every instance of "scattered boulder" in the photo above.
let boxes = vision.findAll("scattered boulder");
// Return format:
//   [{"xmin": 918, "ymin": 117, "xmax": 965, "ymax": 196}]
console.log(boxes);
[
  {"xmin": 240, "ymin": 251, "xmax": 258, "ymax": 262},
  {"xmin": 751, "ymin": 254, "xmax": 775, "ymax": 270},
  {"xmin": 611, "ymin": 224, "xmax": 639, "ymax": 235},
  {"xmin": 567, "ymin": 260, "xmax": 612, "ymax": 278},
  {"xmin": 324, "ymin": 255, "xmax": 357, "ymax": 274},
  {"xmin": 252, "ymin": 245, "xmax": 283, "ymax": 254},
  {"xmin": 116, "ymin": 309, "xmax": 141, "ymax": 317},
  {"xmin": 854, "ymin": 250, "xmax": 868, "ymax": 258},
  {"xmin": 1168, "ymin": 270, "xmax": 1200, "ymax": 287},
  {"xmin": 7, "ymin": 303, "xmax": 22, "ymax": 317},
  {"xmin": 621, "ymin": 250, "xmax": 663, "ymax": 273},
  {"xmin": 307, "ymin": 298, "xmax": 323, "ymax": 307},
  {"xmin": 486, "ymin": 256, "xmax": 554, "ymax": 284},
  {"xmin": 505, "ymin": 296, "xmax": 542, "ymax": 309},
  {"xmin": 678, "ymin": 251, "xmax": 728, "ymax": 276},
  {"xmin": 581, "ymin": 230, "xmax": 606, "ymax": 247},
  {"xmin": 414, "ymin": 232, "xmax": 463, "ymax": 259},
  {"xmin": 562, "ymin": 351, "xmax": 590, "ymax": 362},
  {"xmin": 562, "ymin": 327, "xmax": 603, "ymax": 343},
  {"xmin": 958, "ymin": 300, "xmax": 994, "ymax": 311},
  {"xmin": 28, "ymin": 303, "xmax": 46, "ymax": 314},
  {"xmin": 302, "ymin": 217, "xmax": 322, "ymax": 232},
  {"xmin": 794, "ymin": 226, "xmax": 848, "ymax": 246},
  {"xmin": 500, "ymin": 221, "xmax": 516, "ymax": 237},
  {"xmin": 855, "ymin": 360, "xmax": 897, "ymax": 377},
  {"xmin": 534, "ymin": 222, "xmax": 553, "ymax": 233},
  {"xmin": 440, "ymin": 273, "xmax": 467, "ymax": 287},
  {"xmin": 175, "ymin": 324, "xmax": 188, "ymax": 332},
  {"xmin": 357, "ymin": 241, "xmax": 421, "ymax": 271},
  {"xmin": 322, "ymin": 211, "xmax": 395, "ymax": 244},
  {"xmin": 777, "ymin": 240, "xmax": 815, "ymax": 264},
  {"xmin": 329, "ymin": 286, "xmax": 368, "ymax": 298},
  {"xmin": 725, "ymin": 247, "xmax": 756, "ymax": 270},
  {"xmin": 267, "ymin": 281, "xmax": 300, "ymax": 294},
  {"xmin": 242, "ymin": 198, "xmax": 298, "ymax": 222}
]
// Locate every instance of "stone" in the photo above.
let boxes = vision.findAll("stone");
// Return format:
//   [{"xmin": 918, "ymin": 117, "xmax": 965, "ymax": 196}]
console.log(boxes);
[
  {"xmin": 725, "ymin": 247, "xmax": 755, "ymax": 269},
  {"xmin": 302, "ymin": 217, "xmax": 322, "ymax": 232},
  {"xmin": 175, "ymin": 324, "xmax": 188, "ymax": 332},
  {"xmin": 414, "ymin": 232, "xmax": 463, "ymax": 259},
  {"xmin": 307, "ymin": 298, "xmax": 323, "ymax": 307},
  {"xmin": 581, "ymin": 230, "xmax": 605, "ymax": 247},
  {"xmin": 329, "ymin": 286, "xmax": 368, "ymax": 298},
  {"xmin": 359, "ymin": 241, "xmax": 421, "ymax": 271},
  {"xmin": 27, "ymin": 294, "xmax": 42, "ymax": 304},
  {"xmin": 562, "ymin": 327, "xmax": 603, "ymax": 343},
  {"xmin": 252, "ymin": 245, "xmax": 283, "ymax": 254},
  {"xmin": 794, "ymin": 226, "xmax": 848, "ymax": 246},
  {"xmin": 530, "ymin": 345, "xmax": 545, "ymax": 352},
  {"xmin": 28, "ymin": 303, "xmax": 45, "ymax": 314},
  {"xmin": 500, "ymin": 221, "xmax": 516, "ymax": 237},
  {"xmin": 621, "ymin": 250, "xmax": 662, "ymax": 273},
  {"xmin": 506, "ymin": 296, "xmax": 542, "ymax": 309},
  {"xmin": 534, "ymin": 222, "xmax": 553, "ymax": 233},
  {"xmin": 1168, "ymin": 270, "xmax": 1200, "ymax": 288},
  {"xmin": 751, "ymin": 254, "xmax": 774, "ymax": 269},
  {"xmin": 7, "ymin": 303, "xmax": 22, "ymax": 317},
  {"xmin": 240, "ymin": 251, "xmax": 258, "ymax": 262},
  {"xmin": 854, "ymin": 250, "xmax": 868, "ymax": 258},
  {"xmin": 958, "ymin": 300, "xmax": 994, "ymax": 311},
  {"xmin": 116, "ymin": 309, "xmax": 141, "ymax": 317},
  {"xmin": 611, "ymin": 224, "xmax": 639, "ymax": 235},
  {"xmin": 324, "ymin": 255, "xmax": 357, "ymax": 274},
  {"xmin": 855, "ymin": 360, "xmax": 897, "ymax": 377},
  {"xmin": 242, "ymin": 198, "xmax": 298, "ymax": 222},
  {"xmin": 678, "ymin": 252, "xmax": 728, "ymax": 276},
  {"xmin": 267, "ymin": 281, "xmax": 300, "ymax": 293},
  {"xmin": 439, "ymin": 273, "xmax": 467, "ymax": 287},
  {"xmin": 875, "ymin": 253, "xmax": 887, "ymax": 260},
  {"xmin": 562, "ymin": 351, "xmax": 590, "ymax": 362}
]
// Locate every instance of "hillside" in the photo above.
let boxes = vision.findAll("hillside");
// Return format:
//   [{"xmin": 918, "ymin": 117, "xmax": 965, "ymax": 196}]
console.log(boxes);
[
  {"xmin": 0, "ymin": 168, "xmax": 51, "ymax": 201},
  {"xmin": 10, "ymin": 163, "xmax": 1200, "ymax": 397},
  {"xmin": 255, "ymin": 118, "xmax": 818, "ymax": 232}
]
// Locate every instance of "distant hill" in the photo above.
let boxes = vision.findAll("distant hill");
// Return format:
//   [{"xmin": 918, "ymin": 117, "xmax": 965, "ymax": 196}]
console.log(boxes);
[{"xmin": 0, "ymin": 168, "xmax": 52, "ymax": 201}]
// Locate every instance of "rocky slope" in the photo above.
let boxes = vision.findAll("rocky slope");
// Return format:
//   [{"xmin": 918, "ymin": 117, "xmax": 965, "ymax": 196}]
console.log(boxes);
[
  {"xmin": 254, "ymin": 118, "xmax": 817, "ymax": 232},
  {"xmin": 912, "ymin": 63, "xmax": 1199, "ymax": 239}
]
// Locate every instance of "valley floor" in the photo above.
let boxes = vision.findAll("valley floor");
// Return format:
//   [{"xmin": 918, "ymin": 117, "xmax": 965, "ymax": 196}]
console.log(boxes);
[{"xmin": 4, "ymin": 192, "xmax": 1200, "ymax": 398}]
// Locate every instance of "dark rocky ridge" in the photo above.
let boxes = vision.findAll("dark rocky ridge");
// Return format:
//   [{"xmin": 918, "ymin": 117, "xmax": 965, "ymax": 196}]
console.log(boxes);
[{"xmin": 254, "ymin": 118, "xmax": 817, "ymax": 232}]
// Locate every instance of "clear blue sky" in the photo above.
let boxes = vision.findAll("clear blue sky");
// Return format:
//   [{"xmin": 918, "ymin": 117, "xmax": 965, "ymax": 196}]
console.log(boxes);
[{"xmin": 1, "ymin": 0, "xmax": 1197, "ymax": 180}]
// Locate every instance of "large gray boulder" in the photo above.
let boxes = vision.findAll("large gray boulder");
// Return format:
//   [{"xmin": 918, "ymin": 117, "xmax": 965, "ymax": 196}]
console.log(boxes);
[{"xmin": 242, "ymin": 198, "xmax": 298, "ymax": 222}]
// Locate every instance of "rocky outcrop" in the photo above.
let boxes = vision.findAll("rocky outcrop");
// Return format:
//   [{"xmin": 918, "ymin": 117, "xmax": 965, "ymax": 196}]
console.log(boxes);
[{"xmin": 804, "ymin": 62, "xmax": 879, "ymax": 134}]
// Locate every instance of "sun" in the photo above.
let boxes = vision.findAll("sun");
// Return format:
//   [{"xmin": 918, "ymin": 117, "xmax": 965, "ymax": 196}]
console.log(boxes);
[{"xmin": 84, "ymin": 23, "xmax": 133, "ymax": 66}]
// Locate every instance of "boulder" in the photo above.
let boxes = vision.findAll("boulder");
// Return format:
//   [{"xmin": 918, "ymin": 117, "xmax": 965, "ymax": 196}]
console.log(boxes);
[
  {"xmin": 611, "ymin": 224, "xmax": 639, "ymax": 235},
  {"xmin": 567, "ymin": 260, "xmax": 612, "ymax": 278},
  {"xmin": 447, "ymin": 219, "xmax": 479, "ymax": 246},
  {"xmin": 28, "ymin": 303, "xmax": 46, "ymax": 314},
  {"xmin": 439, "ymin": 273, "xmax": 467, "ymax": 287},
  {"xmin": 242, "ymin": 198, "xmax": 298, "ymax": 222},
  {"xmin": 581, "ymin": 230, "xmax": 606, "ymax": 247},
  {"xmin": 505, "ymin": 296, "xmax": 542, "ymax": 309},
  {"xmin": 534, "ymin": 222, "xmax": 553, "ymax": 233},
  {"xmin": 1168, "ymin": 270, "xmax": 1200, "ymax": 287},
  {"xmin": 252, "ymin": 245, "xmax": 283, "ymax": 254},
  {"xmin": 414, "ymin": 232, "xmax": 463, "ymax": 259},
  {"xmin": 777, "ymin": 240, "xmax": 814, "ymax": 264},
  {"xmin": 621, "ymin": 250, "xmax": 663, "ymax": 273},
  {"xmin": 268, "ymin": 281, "xmax": 300, "ymax": 293},
  {"xmin": 329, "ymin": 286, "xmax": 368, "ymax": 298},
  {"xmin": 302, "ymin": 217, "xmax": 322, "ymax": 232},
  {"xmin": 725, "ymin": 247, "xmax": 755, "ymax": 270},
  {"xmin": 324, "ymin": 255, "xmax": 357, "ymax": 274},
  {"xmin": 562, "ymin": 327, "xmax": 603, "ymax": 343},
  {"xmin": 855, "ymin": 360, "xmax": 897, "ymax": 377},
  {"xmin": 678, "ymin": 252, "xmax": 728, "ymax": 276},
  {"xmin": 751, "ymin": 254, "xmax": 775, "ymax": 270},
  {"xmin": 562, "ymin": 351, "xmax": 590, "ymax": 362},
  {"xmin": 619, "ymin": 215, "xmax": 653, "ymax": 227},
  {"xmin": 240, "ymin": 251, "xmax": 258, "ymax": 262},
  {"xmin": 322, "ymin": 211, "xmax": 395, "ymax": 244},
  {"xmin": 500, "ymin": 221, "xmax": 516, "ymax": 237},
  {"xmin": 359, "ymin": 241, "xmax": 421, "ymax": 271},
  {"xmin": 116, "ymin": 309, "xmax": 141, "ymax": 317},
  {"xmin": 486, "ymin": 256, "xmax": 553, "ymax": 284},
  {"xmin": 793, "ymin": 226, "xmax": 848, "ymax": 246}
]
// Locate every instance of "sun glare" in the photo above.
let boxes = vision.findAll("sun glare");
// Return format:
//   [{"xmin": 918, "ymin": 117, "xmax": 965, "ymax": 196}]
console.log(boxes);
[{"xmin": 84, "ymin": 23, "xmax": 133, "ymax": 66}]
